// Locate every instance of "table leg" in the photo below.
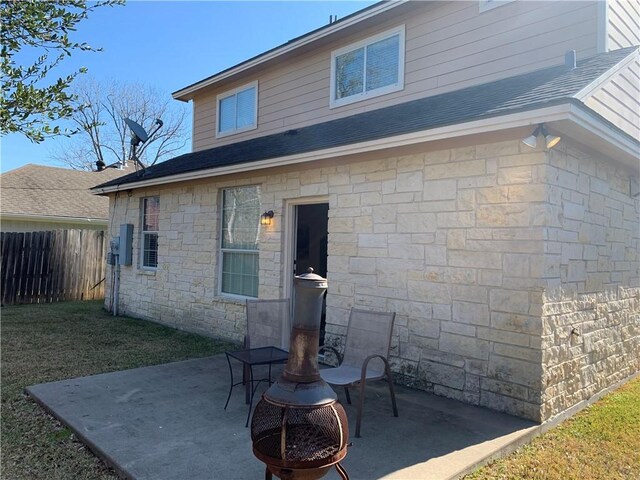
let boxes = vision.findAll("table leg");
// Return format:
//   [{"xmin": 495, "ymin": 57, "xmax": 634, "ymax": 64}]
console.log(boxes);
[
  {"xmin": 224, "ymin": 353, "xmax": 234, "ymax": 410},
  {"xmin": 245, "ymin": 365, "xmax": 255, "ymax": 427},
  {"xmin": 244, "ymin": 363, "xmax": 251, "ymax": 404}
]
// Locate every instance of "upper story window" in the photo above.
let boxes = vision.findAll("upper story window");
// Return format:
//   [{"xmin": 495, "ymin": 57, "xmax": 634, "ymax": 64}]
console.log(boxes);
[
  {"xmin": 216, "ymin": 81, "xmax": 258, "ymax": 138},
  {"xmin": 220, "ymin": 186, "xmax": 260, "ymax": 298},
  {"xmin": 479, "ymin": 0, "xmax": 515, "ymax": 13},
  {"xmin": 141, "ymin": 196, "xmax": 159, "ymax": 269},
  {"xmin": 330, "ymin": 25, "xmax": 405, "ymax": 108}
]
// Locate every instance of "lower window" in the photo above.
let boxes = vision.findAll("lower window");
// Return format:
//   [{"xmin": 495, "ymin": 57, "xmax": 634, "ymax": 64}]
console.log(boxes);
[
  {"xmin": 141, "ymin": 196, "xmax": 159, "ymax": 269},
  {"xmin": 220, "ymin": 186, "xmax": 260, "ymax": 297}
]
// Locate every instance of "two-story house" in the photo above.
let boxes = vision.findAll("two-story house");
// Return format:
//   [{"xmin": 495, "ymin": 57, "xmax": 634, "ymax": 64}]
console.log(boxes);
[{"xmin": 93, "ymin": 0, "xmax": 639, "ymax": 423}]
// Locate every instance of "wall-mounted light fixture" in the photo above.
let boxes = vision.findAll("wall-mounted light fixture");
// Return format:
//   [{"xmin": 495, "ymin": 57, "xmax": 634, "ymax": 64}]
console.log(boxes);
[
  {"xmin": 522, "ymin": 124, "xmax": 561, "ymax": 149},
  {"xmin": 261, "ymin": 210, "xmax": 274, "ymax": 226}
]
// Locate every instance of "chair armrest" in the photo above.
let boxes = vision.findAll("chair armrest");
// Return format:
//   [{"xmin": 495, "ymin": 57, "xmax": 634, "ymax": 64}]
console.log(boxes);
[
  {"xmin": 318, "ymin": 345, "xmax": 342, "ymax": 366},
  {"xmin": 360, "ymin": 354, "xmax": 389, "ymax": 382}
]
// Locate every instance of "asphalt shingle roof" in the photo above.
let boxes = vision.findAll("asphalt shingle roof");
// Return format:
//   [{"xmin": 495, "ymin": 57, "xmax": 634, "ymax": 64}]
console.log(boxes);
[
  {"xmin": 96, "ymin": 47, "xmax": 638, "ymax": 191},
  {"xmin": 1, "ymin": 164, "xmax": 132, "ymax": 219}
]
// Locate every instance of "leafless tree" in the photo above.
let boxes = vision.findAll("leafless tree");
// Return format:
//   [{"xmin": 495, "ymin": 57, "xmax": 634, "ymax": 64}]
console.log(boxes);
[{"xmin": 52, "ymin": 78, "xmax": 188, "ymax": 171}]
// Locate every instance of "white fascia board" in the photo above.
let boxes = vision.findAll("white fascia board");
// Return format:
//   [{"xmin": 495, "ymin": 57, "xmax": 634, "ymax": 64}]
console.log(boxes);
[
  {"xmin": 574, "ymin": 48, "xmax": 639, "ymax": 101},
  {"xmin": 92, "ymin": 104, "xmax": 576, "ymax": 194},
  {"xmin": 173, "ymin": 1, "xmax": 408, "ymax": 101},
  {"xmin": 0, "ymin": 213, "xmax": 108, "ymax": 225},
  {"xmin": 567, "ymin": 103, "xmax": 640, "ymax": 162}
]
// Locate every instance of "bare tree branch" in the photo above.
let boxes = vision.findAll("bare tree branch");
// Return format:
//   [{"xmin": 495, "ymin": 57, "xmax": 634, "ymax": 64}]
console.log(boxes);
[{"xmin": 51, "ymin": 77, "xmax": 188, "ymax": 170}]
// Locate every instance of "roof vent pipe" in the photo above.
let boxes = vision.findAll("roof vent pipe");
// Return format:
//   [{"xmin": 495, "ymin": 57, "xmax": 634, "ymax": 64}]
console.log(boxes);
[{"xmin": 565, "ymin": 50, "xmax": 577, "ymax": 69}]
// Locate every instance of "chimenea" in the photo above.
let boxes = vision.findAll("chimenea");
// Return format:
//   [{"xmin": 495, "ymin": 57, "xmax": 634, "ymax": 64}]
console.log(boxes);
[{"xmin": 251, "ymin": 268, "xmax": 349, "ymax": 480}]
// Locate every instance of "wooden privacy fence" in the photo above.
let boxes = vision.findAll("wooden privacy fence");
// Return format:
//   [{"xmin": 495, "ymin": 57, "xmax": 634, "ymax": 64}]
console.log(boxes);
[{"xmin": 1, "ymin": 230, "xmax": 107, "ymax": 306}]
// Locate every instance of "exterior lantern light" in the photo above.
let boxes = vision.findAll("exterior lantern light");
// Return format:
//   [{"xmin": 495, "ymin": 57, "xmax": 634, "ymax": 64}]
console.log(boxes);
[{"xmin": 261, "ymin": 210, "xmax": 274, "ymax": 226}]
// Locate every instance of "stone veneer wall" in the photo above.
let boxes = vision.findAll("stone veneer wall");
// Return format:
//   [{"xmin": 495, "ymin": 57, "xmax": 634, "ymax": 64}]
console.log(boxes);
[
  {"xmin": 105, "ymin": 138, "xmax": 639, "ymax": 422},
  {"xmin": 540, "ymin": 143, "xmax": 640, "ymax": 420}
]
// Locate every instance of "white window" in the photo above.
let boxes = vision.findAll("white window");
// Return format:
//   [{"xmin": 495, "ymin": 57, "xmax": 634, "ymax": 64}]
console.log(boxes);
[
  {"xmin": 216, "ymin": 81, "xmax": 258, "ymax": 138},
  {"xmin": 220, "ymin": 186, "xmax": 261, "ymax": 297},
  {"xmin": 141, "ymin": 196, "xmax": 159, "ymax": 269},
  {"xmin": 479, "ymin": 0, "xmax": 515, "ymax": 13},
  {"xmin": 330, "ymin": 26, "xmax": 405, "ymax": 108}
]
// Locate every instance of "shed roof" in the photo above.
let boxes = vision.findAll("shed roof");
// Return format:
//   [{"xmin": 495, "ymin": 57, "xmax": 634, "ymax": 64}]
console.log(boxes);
[
  {"xmin": 1, "ymin": 164, "xmax": 132, "ymax": 220},
  {"xmin": 95, "ymin": 47, "xmax": 639, "ymax": 192}
]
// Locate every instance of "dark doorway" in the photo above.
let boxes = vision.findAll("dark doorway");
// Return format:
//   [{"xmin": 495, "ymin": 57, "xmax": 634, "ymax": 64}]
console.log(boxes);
[{"xmin": 295, "ymin": 203, "xmax": 329, "ymax": 344}]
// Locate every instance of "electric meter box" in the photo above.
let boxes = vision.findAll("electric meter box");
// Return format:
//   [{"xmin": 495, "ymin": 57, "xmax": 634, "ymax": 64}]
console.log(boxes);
[{"xmin": 119, "ymin": 224, "xmax": 134, "ymax": 266}]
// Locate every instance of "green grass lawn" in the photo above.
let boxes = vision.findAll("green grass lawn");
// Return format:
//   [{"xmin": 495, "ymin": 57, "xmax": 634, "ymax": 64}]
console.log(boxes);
[
  {"xmin": 1, "ymin": 300, "xmax": 233, "ymax": 480},
  {"xmin": 466, "ymin": 376, "xmax": 640, "ymax": 480}
]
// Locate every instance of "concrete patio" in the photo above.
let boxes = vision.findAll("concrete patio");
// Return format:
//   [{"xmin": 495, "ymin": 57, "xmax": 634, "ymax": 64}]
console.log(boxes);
[{"xmin": 26, "ymin": 354, "xmax": 538, "ymax": 480}]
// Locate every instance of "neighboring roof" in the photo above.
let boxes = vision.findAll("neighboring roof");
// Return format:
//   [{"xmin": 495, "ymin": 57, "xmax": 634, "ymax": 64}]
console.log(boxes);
[
  {"xmin": 95, "ymin": 47, "xmax": 639, "ymax": 193},
  {"xmin": 1, "ymin": 164, "xmax": 132, "ymax": 221},
  {"xmin": 173, "ymin": 1, "xmax": 406, "ymax": 101}
]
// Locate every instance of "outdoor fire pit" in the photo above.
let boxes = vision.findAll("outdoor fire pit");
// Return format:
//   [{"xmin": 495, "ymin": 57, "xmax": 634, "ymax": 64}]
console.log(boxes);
[{"xmin": 251, "ymin": 268, "xmax": 349, "ymax": 480}]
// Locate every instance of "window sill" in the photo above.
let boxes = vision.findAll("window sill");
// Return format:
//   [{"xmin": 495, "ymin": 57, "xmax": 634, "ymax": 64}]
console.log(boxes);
[
  {"xmin": 215, "ymin": 123, "xmax": 258, "ymax": 139},
  {"xmin": 138, "ymin": 269, "xmax": 157, "ymax": 276},
  {"xmin": 329, "ymin": 83, "xmax": 403, "ymax": 109}
]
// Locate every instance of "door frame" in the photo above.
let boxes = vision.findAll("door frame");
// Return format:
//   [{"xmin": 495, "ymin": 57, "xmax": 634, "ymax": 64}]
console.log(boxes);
[{"xmin": 283, "ymin": 196, "xmax": 329, "ymax": 302}]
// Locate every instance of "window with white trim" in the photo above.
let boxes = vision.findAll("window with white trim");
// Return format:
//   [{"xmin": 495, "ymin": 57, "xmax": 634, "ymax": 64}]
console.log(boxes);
[
  {"xmin": 216, "ymin": 81, "xmax": 258, "ymax": 137},
  {"xmin": 220, "ymin": 186, "xmax": 260, "ymax": 297},
  {"xmin": 141, "ymin": 196, "xmax": 159, "ymax": 269},
  {"xmin": 330, "ymin": 26, "xmax": 405, "ymax": 108}
]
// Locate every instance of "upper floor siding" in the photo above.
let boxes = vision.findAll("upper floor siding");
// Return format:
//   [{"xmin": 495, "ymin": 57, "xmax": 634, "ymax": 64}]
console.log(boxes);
[
  {"xmin": 191, "ymin": 1, "xmax": 602, "ymax": 152},
  {"xmin": 607, "ymin": 0, "xmax": 640, "ymax": 50},
  {"xmin": 584, "ymin": 55, "xmax": 640, "ymax": 140}
]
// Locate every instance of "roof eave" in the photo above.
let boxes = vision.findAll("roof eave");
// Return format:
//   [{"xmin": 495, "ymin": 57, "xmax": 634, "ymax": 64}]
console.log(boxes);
[
  {"xmin": 172, "ymin": 0, "xmax": 408, "ymax": 102},
  {"xmin": 0, "ymin": 213, "xmax": 108, "ymax": 225},
  {"xmin": 93, "ymin": 102, "xmax": 640, "ymax": 195}
]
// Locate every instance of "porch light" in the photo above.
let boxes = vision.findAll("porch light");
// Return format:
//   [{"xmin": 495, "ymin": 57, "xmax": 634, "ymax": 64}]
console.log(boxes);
[
  {"xmin": 522, "ymin": 124, "xmax": 561, "ymax": 149},
  {"xmin": 261, "ymin": 210, "xmax": 274, "ymax": 226}
]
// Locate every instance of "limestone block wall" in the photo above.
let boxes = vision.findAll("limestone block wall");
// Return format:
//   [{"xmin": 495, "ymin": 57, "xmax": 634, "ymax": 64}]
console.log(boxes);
[
  {"xmin": 540, "ymin": 143, "xmax": 640, "ymax": 420},
  {"xmin": 104, "ymin": 183, "xmax": 246, "ymax": 340},
  {"xmin": 104, "ymin": 137, "xmax": 639, "ymax": 423},
  {"xmin": 310, "ymin": 141, "xmax": 550, "ymax": 421}
]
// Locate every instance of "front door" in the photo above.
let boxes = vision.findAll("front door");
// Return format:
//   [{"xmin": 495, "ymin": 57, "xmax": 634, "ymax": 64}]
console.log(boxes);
[{"xmin": 293, "ymin": 203, "xmax": 329, "ymax": 344}]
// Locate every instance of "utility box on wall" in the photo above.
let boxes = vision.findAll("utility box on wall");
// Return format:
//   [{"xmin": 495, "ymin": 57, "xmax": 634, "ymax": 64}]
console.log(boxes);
[{"xmin": 119, "ymin": 224, "xmax": 134, "ymax": 266}]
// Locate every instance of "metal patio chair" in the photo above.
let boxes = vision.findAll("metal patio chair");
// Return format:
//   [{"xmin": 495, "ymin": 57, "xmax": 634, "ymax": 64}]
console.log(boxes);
[
  {"xmin": 319, "ymin": 308, "xmax": 398, "ymax": 437},
  {"xmin": 224, "ymin": 299, "xmax": 291, "ymax": 426},
  {"xmin": 245, "ymin": 298, "xmax": 291, "ymax": 351}
]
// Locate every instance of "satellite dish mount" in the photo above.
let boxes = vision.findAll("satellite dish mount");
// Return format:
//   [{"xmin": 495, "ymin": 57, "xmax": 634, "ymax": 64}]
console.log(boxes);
[{"xmin": 124, "ymin": 117, "xmax": 163, "ymax": 171}]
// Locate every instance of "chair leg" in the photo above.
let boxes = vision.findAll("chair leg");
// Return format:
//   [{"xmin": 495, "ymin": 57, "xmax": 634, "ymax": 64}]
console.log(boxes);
[
  {"xmin": 355, "ymin": 378, "xmax": 366, "ymax": 438},
  {"xmin": 344, "ymin": 386, "xmax": 351, "ymax": 404},
  {"xmin": 384, "ymin": 360, "xmax": 398, "ymax": 417}
]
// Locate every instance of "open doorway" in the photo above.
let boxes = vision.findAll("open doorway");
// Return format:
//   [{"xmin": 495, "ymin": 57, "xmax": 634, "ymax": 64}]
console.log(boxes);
[{"xmin": 294, "ymin": 203, "xmax": 329, "ymax": 344}]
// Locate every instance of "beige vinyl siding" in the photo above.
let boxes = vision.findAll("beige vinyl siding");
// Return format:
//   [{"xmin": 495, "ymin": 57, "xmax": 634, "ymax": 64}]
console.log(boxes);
[
  {"xmin": 584, "ymin": 57, "xmax": 640, "ymax": 139},
  {"xmin": 608, "ymin": 0, "xmax": 640, "ymax": 50},
  {"xmin": 193, "ymin": 1, "xmax": 600, "ymax": 152}
]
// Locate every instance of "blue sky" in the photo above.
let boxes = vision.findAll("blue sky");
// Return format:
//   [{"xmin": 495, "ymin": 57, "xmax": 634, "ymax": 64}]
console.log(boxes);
[{"xmin": 1, "ymin": 1, "xmax": 375, "ymax": 173}]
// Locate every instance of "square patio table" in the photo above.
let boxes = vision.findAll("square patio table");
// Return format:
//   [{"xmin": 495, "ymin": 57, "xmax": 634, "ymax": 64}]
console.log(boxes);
[{"xmin": 223, "ymin": 346, "xmax": 289, "ymax": 427}]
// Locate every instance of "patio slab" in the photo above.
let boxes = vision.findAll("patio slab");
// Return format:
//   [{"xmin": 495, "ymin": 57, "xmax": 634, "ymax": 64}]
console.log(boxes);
[{"xmin": 26, "ymin": 355, "xmax": 537, "ymax": 480}]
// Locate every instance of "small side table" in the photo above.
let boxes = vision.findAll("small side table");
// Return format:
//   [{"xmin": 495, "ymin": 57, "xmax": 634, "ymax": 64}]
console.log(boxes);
[{"xmin": 224, "ymin": 346, "xmax": 289, "ymax": 427}]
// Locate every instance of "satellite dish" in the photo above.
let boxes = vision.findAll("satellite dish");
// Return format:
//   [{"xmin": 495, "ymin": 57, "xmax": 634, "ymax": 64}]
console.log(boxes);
[
  {"xmin": 124, "ymin": 118, "xmax": 149, "ymax": 145},
  {"xmin": 123, "ymin": 117, "xmax": 164, "ymax": 172}
]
